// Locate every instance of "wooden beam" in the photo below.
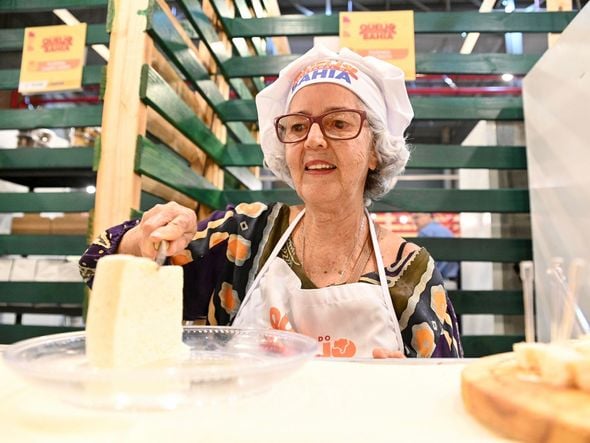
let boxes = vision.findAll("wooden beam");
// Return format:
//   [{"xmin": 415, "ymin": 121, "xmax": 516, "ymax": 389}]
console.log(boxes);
[
  {"xmin": 147, "ymin": 107, "xmax": 207, "ymax": 173},
  {"xmin": 93, "ymin": 0, "xmax": 151, "ymax": 237},
  {"xmin": 141, "ymin": 175, "xmax": 198, "ymax": 211}
]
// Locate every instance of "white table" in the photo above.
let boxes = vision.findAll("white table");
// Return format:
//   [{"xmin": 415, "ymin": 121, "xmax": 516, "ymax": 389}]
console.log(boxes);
[{"xmin": 0, "ymin": 357, "xmax": 511, "ymax": 442}]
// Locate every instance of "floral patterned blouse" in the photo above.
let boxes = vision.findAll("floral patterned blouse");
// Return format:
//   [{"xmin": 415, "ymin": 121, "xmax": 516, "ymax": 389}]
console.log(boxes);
[{"xmin": 79, "ymin": 201, "xmax": 463, "ymax": 358}]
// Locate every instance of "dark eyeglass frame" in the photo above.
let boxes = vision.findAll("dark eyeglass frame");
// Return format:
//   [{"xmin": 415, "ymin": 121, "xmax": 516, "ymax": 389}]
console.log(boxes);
[{"xmin": 274, "ymin": 109, "xmax": 367, "ymax": 143}]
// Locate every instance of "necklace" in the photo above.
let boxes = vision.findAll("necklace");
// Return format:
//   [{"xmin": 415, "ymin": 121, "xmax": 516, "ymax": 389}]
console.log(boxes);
[{"xmin": 300, "ymin": 213, "xmax": 369, "ymax": 286}]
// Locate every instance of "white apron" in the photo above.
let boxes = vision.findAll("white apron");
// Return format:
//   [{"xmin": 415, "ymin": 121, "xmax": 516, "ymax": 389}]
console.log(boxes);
[{"xmin": 232, "ymin": 209, "xmax": 403, "ymax": 358}]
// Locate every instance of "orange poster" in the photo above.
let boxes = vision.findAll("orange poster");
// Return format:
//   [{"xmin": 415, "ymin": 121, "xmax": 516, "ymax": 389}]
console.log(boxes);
[
  {"xmin": 19, "ymin": 23, "xmax": 87, "ymax": 95},
  {"xmin": 339, "ymin": 11, "xmax": 416, "ymax": 80}
]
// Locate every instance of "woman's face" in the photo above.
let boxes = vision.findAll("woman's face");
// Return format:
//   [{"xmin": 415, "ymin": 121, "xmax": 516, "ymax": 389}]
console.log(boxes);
[{"xmin": 285, "ymin": 83, "xmax": 377, "ymax": 207}]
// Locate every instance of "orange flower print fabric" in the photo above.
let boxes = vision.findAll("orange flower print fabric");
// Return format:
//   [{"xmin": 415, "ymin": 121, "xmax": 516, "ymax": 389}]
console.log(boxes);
[
  {"xmin": 226, "ymin": 234, "xmax": 251, "ymax": 266},
  {"xmin": 430, "ymin": 284, "xmax": 447, "ymax": 322},
  {"xmin": 411, "ymin": 322, "xmax": 436, "ymax": 358},
  {"xmin": 219, "ymin": 281, "xmax": 240, "ymax": 316}
]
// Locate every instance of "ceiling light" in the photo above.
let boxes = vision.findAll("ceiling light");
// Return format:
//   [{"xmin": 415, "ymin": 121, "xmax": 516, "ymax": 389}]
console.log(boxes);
[{"xmin": 501, "ymin": 73, "xmax": 514, "ymax": 82}]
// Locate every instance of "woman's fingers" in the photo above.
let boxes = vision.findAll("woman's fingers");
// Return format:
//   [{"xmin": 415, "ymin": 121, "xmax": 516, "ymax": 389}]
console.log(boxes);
[
  {"xmin": 372, "ymin": 347, "xmax": 406, "ymax": 359},
  {"xmin": 133, "ymin": 202, "xmax": 197, "ymax": 259}
]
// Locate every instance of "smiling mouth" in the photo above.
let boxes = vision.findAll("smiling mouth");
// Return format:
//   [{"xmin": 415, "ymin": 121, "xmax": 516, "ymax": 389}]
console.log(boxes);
[{"xmin": 305, "ymin": 164, "xmax": 336, "ymax": 171}]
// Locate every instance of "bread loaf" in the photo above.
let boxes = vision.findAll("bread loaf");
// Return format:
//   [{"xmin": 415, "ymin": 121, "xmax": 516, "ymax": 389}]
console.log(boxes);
[{"xmin": 86, "ymin": 255, "xmax": 188, "ymax": 368}]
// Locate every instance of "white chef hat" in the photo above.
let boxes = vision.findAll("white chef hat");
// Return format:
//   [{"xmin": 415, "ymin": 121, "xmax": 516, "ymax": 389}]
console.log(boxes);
[{"xmin": 256, "ymin": 45, "xmax": 413, "ymax": 187}]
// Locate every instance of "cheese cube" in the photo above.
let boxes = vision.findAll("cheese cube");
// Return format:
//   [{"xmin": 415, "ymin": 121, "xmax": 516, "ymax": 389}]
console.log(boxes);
[
  {"xmin": 513, "ymin": 342, "xmax": 547, "ymax": 372},
  {"xmin": 536, "ymin": 344, "xmax": 581, "ymax": 388},
  {"xmin": 86, "ymin": 255, "xmax": 188, "ymax": 369}
]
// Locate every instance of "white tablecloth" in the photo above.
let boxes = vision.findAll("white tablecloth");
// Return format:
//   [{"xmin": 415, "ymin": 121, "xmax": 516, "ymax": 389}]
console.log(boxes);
[{"xmin": 0, "ymin": 357, "xmax": 511, "ymax": 442}]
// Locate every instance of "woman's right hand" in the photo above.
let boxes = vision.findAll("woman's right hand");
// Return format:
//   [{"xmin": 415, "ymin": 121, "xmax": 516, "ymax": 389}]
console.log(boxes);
[{"xmin": 117, "ymin": 202, "xmax": 197, "ymax": 260}]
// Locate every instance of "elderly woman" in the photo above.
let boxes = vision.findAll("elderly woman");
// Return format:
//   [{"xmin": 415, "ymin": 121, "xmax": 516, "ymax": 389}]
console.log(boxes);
[{"xmin": 79, "ymin": 46, "xmax": 463, "ymax": 359}]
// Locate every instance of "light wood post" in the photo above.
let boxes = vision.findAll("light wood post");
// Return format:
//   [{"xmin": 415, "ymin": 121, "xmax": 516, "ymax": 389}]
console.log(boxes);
[{"xmin": 93, "ymin": 0, "xmax": 151, "ymax": 237}]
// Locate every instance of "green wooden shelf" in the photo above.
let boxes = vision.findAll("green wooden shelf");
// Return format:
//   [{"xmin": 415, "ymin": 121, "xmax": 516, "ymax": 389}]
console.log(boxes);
[
  {"xmin": 0, "ymin": 324, "xmax": 83, "ymax": 345},
  {"xmin": 0, "ymin": 282, "xmax": 85, "ymax": 304},
  {"xmin": 0, "ymin": 147, "xmax": 95, "ymax": 188},
  {"xmin": 222, "ymin": 53, "xmax": 539, "ymax": 77},
  {"xmin": 0, "ymin": 235, "xmax": 87, "ymax": 256},
  {"xmin": 216, "ymin": 96, "xmax": 523, "ymax": 123},
  {"xmin": 219, "ymin": 143, "xmax": 526, "ymax": 169},
  {"xmin": 411, "ymin": 237, "xmax": 532, "ymax": 262},
  {"xmin": 462, "ymin": 335, "xmax": 524, "ymax": 357},
  {"xmin": 222, "ymin": 12, "xmax": 576, "ymax": 38},
  {"xmin": 0, "ymin": 192, "xmax": 95, "ymax": 213},
  {"xmin": 448, "ymin": 290, "xmax": 524, "ymax": 315},
  {"xmin": 0, "ymin": 0, "xmax": 107, "ymax": 13},
  {"xmin": 0, "ymin": 106, "xmax": 103, "ymax": 130}
]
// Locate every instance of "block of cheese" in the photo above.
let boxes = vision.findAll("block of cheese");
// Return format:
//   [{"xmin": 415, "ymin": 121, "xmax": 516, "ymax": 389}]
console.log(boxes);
[{"xmin": 86, "ymin": 254, "xmax": 188, "ymax": 369}]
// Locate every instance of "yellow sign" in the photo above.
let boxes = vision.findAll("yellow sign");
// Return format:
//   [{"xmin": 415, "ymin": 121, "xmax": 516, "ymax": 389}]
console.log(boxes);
[
  {"xmin": 19, "ymin": 23, "xmax": 87, "ymax": 95},
  {"xmin": 339, "ymin": 11, "xmax": 416, "ymax": 81}
]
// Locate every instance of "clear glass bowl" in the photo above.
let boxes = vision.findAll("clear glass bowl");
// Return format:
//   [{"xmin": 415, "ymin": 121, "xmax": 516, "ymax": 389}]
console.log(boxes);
[{"xmin": 3, "ymin": 326, "xmax": 317, "ymax": 410}]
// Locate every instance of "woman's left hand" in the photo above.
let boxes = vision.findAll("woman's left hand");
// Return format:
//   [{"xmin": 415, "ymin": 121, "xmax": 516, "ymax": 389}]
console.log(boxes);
[{"xmin": 372, "ymin": 347, "xmax": 406, "ymax": 359}]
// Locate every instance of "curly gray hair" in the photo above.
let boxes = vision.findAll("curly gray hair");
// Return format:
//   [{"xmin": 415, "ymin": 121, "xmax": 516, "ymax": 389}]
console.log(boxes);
[{"xmin": 263, "ymin": 103, "xmax": 410, "ymax": 205}]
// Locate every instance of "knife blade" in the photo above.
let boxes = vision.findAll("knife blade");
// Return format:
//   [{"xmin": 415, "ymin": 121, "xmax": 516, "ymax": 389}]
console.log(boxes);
[{"xmin": 154, "ymin": 240, "xmax": 169, "ymax": 266}]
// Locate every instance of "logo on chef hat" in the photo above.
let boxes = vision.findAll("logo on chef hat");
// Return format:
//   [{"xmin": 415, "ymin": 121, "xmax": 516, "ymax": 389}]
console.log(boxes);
[{"xmin": 291, "ymin": 60, "xmax": 360, "ymax": 93}]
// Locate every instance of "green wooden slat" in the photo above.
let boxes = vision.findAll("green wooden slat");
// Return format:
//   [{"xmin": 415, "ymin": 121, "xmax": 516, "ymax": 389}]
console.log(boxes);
[
  {"xmin": 0, "ymin": 147, "xmax": 94, "ymax": 170},
  {"xmin": 135, "ymin": 136, "xmax": 222, "ymax": 208},
  {"xmin": 0, "ymin": 192, "xmax": 95, "ymax": 213},
  {"xmin": 140, "ymin": 65, "xmax": 225, "ymax": 162},
  {"xmin": 221, "ymin": 143, "xmax": 264, "ymax": 167},
  {"xmin": 139, "ymin": 65, "xmax": 259, "ymax": 188},
  {"xmin": 414, "ymin": 11, "xmax": 576, "ymax": 33},
  {"xmin": 0, "ymin": 324, "xmax": 83, "ymax": 345},
  {"xmin": 0, "ymin": 23, "xmax": 109, "ymax": 52},
  {"xmin": 0, "ymin": 235, "xmax": 87, "ymax": 255},
  {"xmin": 147, "ymin": 2, "xmax": 210, "ymax": 83},
  {"xmin": 215, "ymin": 97, "xmax": 523, "ymax": 122},
  {"xmin": 146, "ymin": 1, "xmax": 255, "ymax": 144},
  {"xmin": 222, "ymin": 12, "xmax": 576, "ymax": 38},
  {"xmin": 232, "ymin": 0, "xmax": 266, "ymax": 56},
  {"xmin": 372, "ymin": 189, "xmax": 529, "ymax": 212},
  {"xmin": 412, "ymin": 97, "xmax": 523, "ymax": 120},
  {"xmin": 412, "ymin": 237, "xmax": 532, "ymax": 262},
  {"xmin": 0, "ymin": 106, "xmax": 103, "ymax": 130},
  {"xmin": 0, "ymin": 64, "xmax": 104, "ymax": 90},
  {"xmin": 218, "ymin": 143, "xmax": 527, "ymax": 169},
  {"xmin": 208, "ymin": 0, "xmax": 265, "ymax": 89},
  {"xmin": 221, "ymin": 188, "xmax": 529, "ymax": 214},
  {"xmin": 462, "ymin": 335, "xmax": 524, "ymax": 357},
  {"xmin": 448, "ymin": 290, "xmax": 524, "ymax": 315},
  {"xmin": 175, "ymin": 0, "xmax": 253, "ymax": 100},
  {"xmin": 0, "ymin": 147, "xmax": 95, "ymax": 188},
  {"xmin": 0, "ymin": 0, "xmax": 107, "ymax": 12},
  {"xmin": 408, "ymin": 144, "xmax": 527, "ymax": 169},
  {"xmin": 416, "ymin": 53, "xmax": 538, "ymax": 75},
  {"xmin": 0, "ymin": 282, "xmax": 85, "ymax": 304},
  {"xmin": 222, "ymin": 54, "xmax": 296, "ymax": 78},
  {"xmin": 223, "ymin": 53, "xmax": 538, "ymax": 77}
]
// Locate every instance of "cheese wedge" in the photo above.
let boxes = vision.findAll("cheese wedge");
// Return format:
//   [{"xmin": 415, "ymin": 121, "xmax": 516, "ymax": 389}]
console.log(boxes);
[{"xmin": 86, "ymin": 254, "xmax": 188, "ymax": 369}]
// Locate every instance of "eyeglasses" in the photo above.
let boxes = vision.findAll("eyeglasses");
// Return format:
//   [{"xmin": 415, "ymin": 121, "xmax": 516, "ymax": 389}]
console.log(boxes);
[{"xmin": 274, "ymin": 109, "xmax": 367, "ymax": 143}]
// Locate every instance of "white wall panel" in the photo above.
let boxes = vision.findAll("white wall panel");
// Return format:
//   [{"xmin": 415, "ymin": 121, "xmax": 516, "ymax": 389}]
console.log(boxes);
[{"xmin": 523, "ymin": 5, "xmax": 590, "ymax": 341}]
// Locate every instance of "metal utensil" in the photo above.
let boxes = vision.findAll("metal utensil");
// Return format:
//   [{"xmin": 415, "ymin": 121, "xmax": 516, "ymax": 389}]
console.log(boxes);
[{"xmin": 154, "ymin": 240, "xmax": 169, "ymax": 266}]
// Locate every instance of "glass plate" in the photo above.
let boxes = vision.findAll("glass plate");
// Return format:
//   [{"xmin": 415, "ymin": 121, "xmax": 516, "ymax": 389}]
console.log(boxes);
[{"xmin": 3, "ymin": 326, "xmax": 317, "ymax": 410}]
